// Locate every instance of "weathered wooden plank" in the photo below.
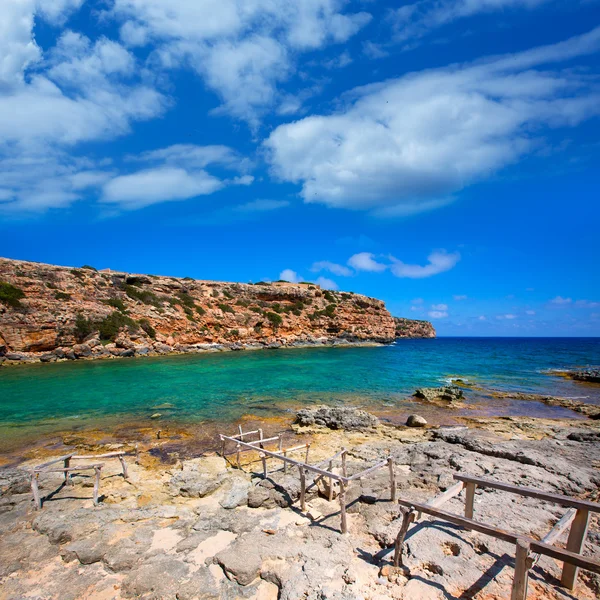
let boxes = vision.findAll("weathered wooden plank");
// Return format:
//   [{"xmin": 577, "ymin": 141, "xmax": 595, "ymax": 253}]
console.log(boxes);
[
  {"xmin": 393, "ymin": 508, "xmax": 416, "ymax": 567},
  {"xmin": 427, "ymin": 482, "xmax": 465, "ymax": 509},
  {"xmin": 36, "ymin": 464, "xmax": 104, "ymax": 473},
  {"xmin": 542, "ymin": 508, "xmax": 577, "ymax": 545},
  {"xmin": 388, "ymin": 458, "xmax": 396, "ymax": 502},
  {"xmin": 339, "ymin": 481, "xmax": 348, "ymax": 534},
  {"xmin": 465, "ymin": 482, "xmax": 476, "ymax": 519},
  {"xmin": 30, "ymin": 474, "xmax": 41, "ymax": 510},
  {"xmin": 511, "ymin": 538, "xmax": 531, "ymax": 600},
  {"xmin": 454, "ymin": 474, "xmax": 600, "ymax": 513},
  {"xmin": 32, "ymin": 454, "xmax": 75, "ymax": 471},
  {"xmin": 560, "ymin": 508, "xmax": 591, "ymax": 588},
  {"xmin": 345, "ymin": 459, "xmax": 388, "ymax": 481}
]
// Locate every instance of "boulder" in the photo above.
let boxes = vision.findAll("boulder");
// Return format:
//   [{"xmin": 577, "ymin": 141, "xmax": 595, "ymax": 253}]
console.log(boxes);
[
  {"xmin": 414, "ymin": 386, "xmax": 464, "ymax": 403},
  {"xmin": 39, "ymin": 353, "xmax": 56, "ymax": 362},
  {"xmin": 295, "ymin": 405, "xmax": 379, "ymax": 430},
  {"xmin": 168, "ymin": 456, "xmax": 228, "ymax": 498},
  {"xmin": 72, "ymin": 344, "xmax": 92, "ymax": 358},
  {"xmin": 119, "ymin": 348, "xmax": 135, "ymax": 358},
  {"xmin": 219, "ymin": 476, "xmax": 251, "ymax": 509},
  {"xmin": 406, "ymin": 414, "xmax": 427, "ymax": 428}
]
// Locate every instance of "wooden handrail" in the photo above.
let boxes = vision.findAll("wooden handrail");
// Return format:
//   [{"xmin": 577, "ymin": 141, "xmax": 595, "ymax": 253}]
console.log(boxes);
[
  {"xmin": 32, "ymin": 454, "xmax": 75, "ymax": 471},
  {"xmin": 453, "ymin": 474, "xmax": 600, "ymax": 513}
]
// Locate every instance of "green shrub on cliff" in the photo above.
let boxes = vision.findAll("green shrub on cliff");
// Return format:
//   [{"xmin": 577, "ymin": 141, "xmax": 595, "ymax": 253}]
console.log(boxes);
[
  {"xmin": 265, "ymin": 311, "xmax": 283, "ymax": 330},
  {"xmin": 0, "ymin": 281, "xmax": 25, "ymax": 308},
  {"xmin": 74, "ymin": 313, "xmax": 94, "ymax": 341},
  {"xmin": 218, "ymin": 303, "xmax": 235, "ymax": 314},
  {"xmin": 97, "ymin": 311, "xmax": 138, "ymax": 341},
  {"xmin": 54, "ymin": 291, "xmax": 71, "ymax": 301},
  {"xmin": 103, "ymin": 297, "xmax": 127, "ymax": 312},
  {"xmin": 138, "ymin": 318, "xmax": 156, "ymax": 339},
  {"xmin": 123, "ymin": 284, "xmax": 161, "ymax": 307}
]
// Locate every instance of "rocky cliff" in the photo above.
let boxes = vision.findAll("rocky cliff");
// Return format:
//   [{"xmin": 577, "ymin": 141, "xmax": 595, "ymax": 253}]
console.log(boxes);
[
  {"xmin": 394, "ymin": 317, "xmax": 436, "ymax": 339},
  {"xmin": 0, "ymin": 258, "xmax": 400, "ymax": 364}
]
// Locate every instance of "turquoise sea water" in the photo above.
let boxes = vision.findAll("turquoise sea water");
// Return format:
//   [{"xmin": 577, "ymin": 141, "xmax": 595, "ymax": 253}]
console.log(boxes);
[{"xmin": 1, "ymin": 337, "xmax": 599, "ymax": 452}]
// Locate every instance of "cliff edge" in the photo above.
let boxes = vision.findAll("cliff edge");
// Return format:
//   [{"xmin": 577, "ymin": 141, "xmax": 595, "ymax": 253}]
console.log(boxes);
[
  {"xmin": 394, "ymin": 317, "xmax": 436, "ymax": 338},
  {"xmin": 0, "ymin": 258, "xmax": 398, "ymax": 364}
]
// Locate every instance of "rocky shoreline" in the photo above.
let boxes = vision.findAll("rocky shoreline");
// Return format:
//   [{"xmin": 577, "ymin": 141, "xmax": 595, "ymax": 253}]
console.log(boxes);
[
  {"xmin": 1, "ymin": 408, "xmax": 599, "ymax": 599},
  {"xmin": 0, "ymin": 257, "xmax": 434, "ymax": 367}
]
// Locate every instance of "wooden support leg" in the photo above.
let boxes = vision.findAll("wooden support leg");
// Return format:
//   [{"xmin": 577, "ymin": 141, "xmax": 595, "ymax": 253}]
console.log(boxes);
[
  {"xmin": 339, "ymin": 482, "xmax": 348, "ymax": 534},
  {"xmin": 236, "ymin": 444, "xmax": 241, "ymax": 469},
  {"xmin": 31, "ymin": 473, "xmax": 42, "ymax": 510},
  {"xmin": 283, "ymin": 450, "xmax": 287, "ymax": 474},
  {"xmin": 221, "ymin": 437, "xmax": 226, "ymax": 458},
  {"xmin": 119, "ymin": 456, "xmax": 129, "ymax": 479},
  {"xmin": 341, "ymin": 449, "xmax": 347, "ymax": 478},
  {"xmin": 328, "ymin": 460, "xmax": 334, "ymax": 502},
  {"xmin": 511, "ymin": 538, "xmax": 531, "ymax": 600},
  {"xmin": 305, "ymin": 443, "xmax": 310, "ymax": 464},
  {"xmin": 561, "ymin": 509, "xmax": 590, "ymax": 590},
  {"xmin": 64, "ymin": 457, "xmax": 71, "ymax": 485},
  {"xmin": 261, "ymin": 453, "xmax": 267, "ymax": 479},
  {"xmin": 388, "ymin": 457, "xmax": 396, "ymax": 502},
  {"xmin": 93, "ymin": 467, "xmax": 102, "ymax": 507},
  {"xmin": 465, "ymin": 482, "xmax": 477, "ymax": 519},
  {"xmin": 393, "ymin": 508, "xmax": 416, "ymax": 567},
  {"xmin": 299, "ymin": 467, "xmax": 306, "ymax": 511}
]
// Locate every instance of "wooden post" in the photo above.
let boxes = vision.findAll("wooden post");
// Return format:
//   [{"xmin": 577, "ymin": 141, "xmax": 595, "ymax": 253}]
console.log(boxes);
[
  {"xmin": 305, "ymin": 443, "xmax": 310, "ymax": 464},
  {"xmin": 238, "ymin": 424, "xmax": 244, "ymax": 439},
  {"xmin": 31, "ymin": 473, "xmax": 42, "ymax": 510},
  {"xmin": 341, "ymin": 449, "xmax": 347, "ymax": 478},
  {"xmin": 64, "ymin": 457, "xmax": 71, "ymax": 485},
  {"xmin": 388, "ymin": 457, "xmax": 396, "ymax": 502},
  {"xmin": 236, "ymin": 443, "xmax": 241, "ymax": 469},
  {"xmin": 93, "ymin": 466, "xmax": 101, "ymax": 506},
  {"xmin": 135, "ymin": 444, "xmax": 140, "ymax": 464},
  {"xmin": 328, "ymin": 460, "xmax": 334, "ymax": 502},
  {"xmin": 561, "ymin": 509, "xmax": 590, "ymax": 589},
  {"xmin": 283, "ymin": 450, "xmax": 287, "ymax": 474},
  {"xmin": 258, "ymin": 428, "xmax": 264, "ymax": 448},
  {"xmin": 511, "ymin": 538, "xmax": 531, "ymax": 600},
  {"xmin": 118, "ymin": 455, "xmax": 129, "ymax": 479},
  {"xmin": 465, "ymin": 482, "xmax": 476, "ymax": 519},
  {"xmin": 261, "ymin": 453, "xmax": 267, "ymax": 479},
  {"xmin": 394, "ymin": 508, "xmax": 416, "ymax": 567},
  {"xmin": 299, "ymin": 467, "xmax": 306, "ymax": 511},
  {"xmin": 221, "ymin": 437, "xmax": 226, "ymax": 457},
  {"xmin": 339, "ymin": 481, "xmax": 348, "ymax": 534}
]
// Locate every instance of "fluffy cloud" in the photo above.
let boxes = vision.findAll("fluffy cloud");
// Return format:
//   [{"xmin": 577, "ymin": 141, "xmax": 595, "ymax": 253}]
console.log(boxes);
[
  {"xmin": 347, "ymin": 252, "xmax": 387, "ymax": 272},
  {"xmin": 390, "ymin": 0, "xmax": 551, "ymax": 44},
  {"xmin": 316, "ymin": 276, "xmax": 338, "ymax": 290},
  {"xmin": 265, "ymin": 27, "xmax": 600, "ymax": 215},
  {"xmin": 101, "ymin": 144, "xmax": 253, "ymax": 209},
  {"xmin": 428, "ymin": 310, "xmax": 448, "ymax": 319},
  {"xmin": 453, "ymin": 295, "xmax": 467, "ymax": 301},
  {"xmin": 497, "ymin": 314, "xmax": 517, "ymax": 319},
  {"xmin": 311, "ymin": 261, "xmax": 353, "ymax": 277},
  {"xmin": 109, "ymin": 0, "xmax": 370, "ymax": 125},
  {"xmin": 279, "ymin": 269, "xmax": 303, "ymax": 283},
  {"xmin": 431, "ymin": 303, "xmax": 448, "ymax": 311},
  {"xmin": 390, "ymin": 251, "xmax": 460, "ymax": 279}
]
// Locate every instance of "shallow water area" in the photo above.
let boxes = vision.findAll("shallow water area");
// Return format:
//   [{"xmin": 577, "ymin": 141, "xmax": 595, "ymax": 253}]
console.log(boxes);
[{"xmin": 1, "ymin": 337, "xmax": 599, "ymax": 458}]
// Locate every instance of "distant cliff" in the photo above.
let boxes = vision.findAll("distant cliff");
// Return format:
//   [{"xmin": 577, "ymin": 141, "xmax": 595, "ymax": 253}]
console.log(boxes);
[
  {"xmin": 393, "ymin": 317, "xmax": 436, "ymax": 339},
  {"xmin": 0, "ymin": 258, "xmax": 398, "ymax": 364}
]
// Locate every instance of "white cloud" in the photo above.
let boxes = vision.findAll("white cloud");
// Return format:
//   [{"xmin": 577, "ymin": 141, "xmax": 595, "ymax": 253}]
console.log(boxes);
[
  {"xmin": 428, "ymin": 310, "xmax": 448, "ymax": 319},
  {"xmin": 265, "ymin": 28, "xmax": 600, "ymax": 215},
  {"xmin": 316, "ymin": 276, "xmax": 338, "ymax": 290},
  {"xmin": 431, "ymin": 303, "xmax": 448, "ymax": 311},
  {"xmin": 478, "ymin": 315, "xmax": 487, "ymax": 321},
  {"xmin": 551, "ymin": 296, "xmax": 572, "ymax": 305},
  {"xmin": 453, "ymin": 295, "xmax": 467, "ymax": 301},
  {"xmin": 279, "ymin": 269, "xmax": 303, "ymax": 283},
  {"xmin": 497, "ymin": 314, "xmax": 517, "ymax": 319},
  {"xmin": 411, "ymin": 298, "xmax": 424, "ymax": 304},
  {"xmin": 390, "ymin": 250, "xmax": 460, "ymax": 279},
  {"xmin": 102, "ymin": 167, "xmax": 225, "ymax": 209},
  {"xmin": 233, "ymin": 199, "xmax": 289, "ymax": 212},
  {"xmin": 347, "ymin": 252, "xmax": 387, "ymax": 273},
  {"xmin": 525, "ymin": 310, "xmax": 536, "ymax": 315},
  {"xmin": 311, "ymin": 261, "xmax": 353, "ymax": 277},
  {"xmin": 109, "ymin": 0, "xmax": 370, "ymax": 125},
  {"xmin": 390, "ymin": 0, "xmax": 552, "ymax": 44}
]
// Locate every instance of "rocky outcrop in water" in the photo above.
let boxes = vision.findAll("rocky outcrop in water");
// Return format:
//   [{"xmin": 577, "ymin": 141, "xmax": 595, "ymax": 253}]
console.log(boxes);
[
  {"xmin": 0, "ymin": 258, "xmax": 398, "ymax": 364},
  {"xmin": 414, "ymin": 386, "xmax": 464, "ymax": 403},
  {"xmin": 560, "ymin": 368, "xmax": 600, "ymax": 384},
  {"xmin": 294, "ymin": 406, "xmax": 379, "ymax": 431},
  {"xmin": 393, "ymin": 317, "xmax": 435, "ymax": 338}
]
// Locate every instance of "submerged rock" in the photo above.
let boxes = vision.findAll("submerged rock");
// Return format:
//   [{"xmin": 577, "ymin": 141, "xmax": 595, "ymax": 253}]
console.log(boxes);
[
  {"xmin": 295, "ymin": 405, "xmax": 379, "ymax": 430},
  {"xmin": 414, "ymin": 386, "xmax": 464, "ymax": 403}
]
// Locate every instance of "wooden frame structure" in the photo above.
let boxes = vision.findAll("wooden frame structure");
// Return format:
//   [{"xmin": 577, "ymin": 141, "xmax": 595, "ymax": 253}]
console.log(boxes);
[
  {"xmin": 393, "ymin": 473, "xmax": 600, "ymax": 599},
  {"xmin": 30, "ymin": 450, "xmax": 133, "ymax": 510},
  {"xmin": 220, "ymin": 427, "xmax": 396, "ymax": 533}
]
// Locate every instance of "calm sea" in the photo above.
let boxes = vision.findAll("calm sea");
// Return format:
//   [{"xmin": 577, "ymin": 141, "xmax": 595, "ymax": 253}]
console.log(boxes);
[{"xmin": 1, "ymin": 337, "xmax": 599, "ymax": 452}]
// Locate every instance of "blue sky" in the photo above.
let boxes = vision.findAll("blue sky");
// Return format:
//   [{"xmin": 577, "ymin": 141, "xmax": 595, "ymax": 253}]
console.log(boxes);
[{"xmin": 1, "ymin": 0, "xmax": 599, "ymax": 336}]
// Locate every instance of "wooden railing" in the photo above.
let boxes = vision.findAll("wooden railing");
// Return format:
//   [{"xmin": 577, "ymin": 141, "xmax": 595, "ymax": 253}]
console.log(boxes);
[{"xmin": 394, "ymin": 473, "xmax": 600, "ymax": 599}]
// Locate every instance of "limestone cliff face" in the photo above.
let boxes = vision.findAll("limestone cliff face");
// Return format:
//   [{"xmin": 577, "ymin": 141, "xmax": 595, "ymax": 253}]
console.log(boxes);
[
  {"xmin": 0, "ymin": 258, "xmax": 397, "ymax": 363},
  {"xmin": 393, "ymin": 317, "xmax": 436, "ymax": 339}
]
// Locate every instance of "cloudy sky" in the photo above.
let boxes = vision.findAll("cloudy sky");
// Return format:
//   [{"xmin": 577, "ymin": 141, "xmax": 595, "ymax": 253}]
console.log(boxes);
[{"xmin": 1, "ymin": 0, "xmax": 599, "ymax": 336}]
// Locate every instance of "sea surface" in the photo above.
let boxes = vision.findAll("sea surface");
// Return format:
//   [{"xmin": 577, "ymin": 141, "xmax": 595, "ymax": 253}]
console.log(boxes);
[{"xmin": 1, "ymin": 337, "xmax": 599, "ymax": 453}]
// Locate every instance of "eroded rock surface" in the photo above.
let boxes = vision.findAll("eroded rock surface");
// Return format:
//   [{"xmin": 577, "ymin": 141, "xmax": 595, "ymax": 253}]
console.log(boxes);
[
  {"xmin": 295, "ymin": 405, "xmax": 379, "ymax": 430},
  {"xmin": 1, "ymin": 417, "xmax": 600, "ymax": 599}
]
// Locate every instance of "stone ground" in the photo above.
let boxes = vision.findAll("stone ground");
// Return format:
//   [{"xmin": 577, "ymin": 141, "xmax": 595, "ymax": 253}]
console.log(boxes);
[{"xmin": 1, "ymin": 416, "xmax": 600, "ymax": 600}]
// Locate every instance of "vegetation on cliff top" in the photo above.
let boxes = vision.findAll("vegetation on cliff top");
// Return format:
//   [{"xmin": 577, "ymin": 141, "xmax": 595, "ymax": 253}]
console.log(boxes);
[{"xmin": 0, "ymin": 281, "xmax": 25, "ymax": 308}]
